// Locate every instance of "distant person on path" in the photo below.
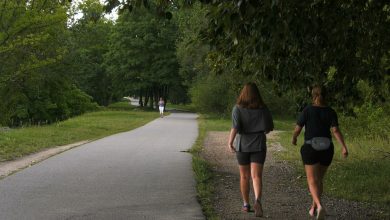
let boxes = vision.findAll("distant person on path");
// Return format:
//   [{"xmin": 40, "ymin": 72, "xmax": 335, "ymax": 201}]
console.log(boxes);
[
  {"xmin": 158, "ymin": 97, "xmax": 165, "ymax": 118},
  {"xmin": 228, "ymin": 82, "xmax": 274, "ymax": 217},
  {"xmin": 292, "ymin": 85, "xmax": 348, "ymax": 220}
]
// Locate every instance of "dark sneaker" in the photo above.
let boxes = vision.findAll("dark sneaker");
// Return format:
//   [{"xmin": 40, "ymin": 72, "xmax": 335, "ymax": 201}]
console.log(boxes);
[{"xmin": 242, "ymin": 204, "xmax": 251, "ymax": 212}]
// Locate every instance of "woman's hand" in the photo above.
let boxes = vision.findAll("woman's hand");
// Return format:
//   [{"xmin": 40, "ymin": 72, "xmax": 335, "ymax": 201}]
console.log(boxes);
[
  {"xmin": 292, "ymin": 125, "xmax": 302, "ymax": 146},
  {"xmin": 292, "ymin": 136, "xmax": 298, "ymax": 146},
  {"xmin": 228, "ymin": 128, "xmax": 238, "ymax": 154},
  {"xmin": 332, "ymin": 127, "xmax": 349, "ymax": 159},
  {"xmin": 228, "ymin": 144, "xmax": 236, "ymax": 153},
  {"xmin": 342, "ymin": 146, "xmax": 348, "ymax": 158}
]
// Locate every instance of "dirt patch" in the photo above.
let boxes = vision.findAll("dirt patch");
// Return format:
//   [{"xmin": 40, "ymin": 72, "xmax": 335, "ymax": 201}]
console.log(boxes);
[{"xmin": 201, "ymin": 131, "xmax": 383, "ymax": 220}]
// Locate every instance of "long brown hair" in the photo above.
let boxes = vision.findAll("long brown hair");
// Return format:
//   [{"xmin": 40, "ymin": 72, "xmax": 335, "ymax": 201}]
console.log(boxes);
[
  {"xmin": 236, "ymin": 83, "xmax": 265, "ymax": 109},
  {"xmin": 311, "ymin": 85, "xmax": 327, "ymax": 106}
]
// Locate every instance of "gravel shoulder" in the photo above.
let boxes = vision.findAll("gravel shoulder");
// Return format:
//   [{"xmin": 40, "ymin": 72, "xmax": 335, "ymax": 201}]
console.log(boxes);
[{"xmin": 201, "ymin": 131, "xmax": 383, "ymax": 220}]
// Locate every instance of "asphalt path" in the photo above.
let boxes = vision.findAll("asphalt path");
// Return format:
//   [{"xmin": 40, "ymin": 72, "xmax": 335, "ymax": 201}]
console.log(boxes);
[{"xmin": 0, "ymin": 113, "xmax": 204, "ymax": 220}]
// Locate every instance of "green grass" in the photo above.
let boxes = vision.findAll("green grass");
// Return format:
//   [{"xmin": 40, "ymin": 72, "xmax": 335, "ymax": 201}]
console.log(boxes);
[
  {"xmin": 273, "ymin": 116, "xmax": 296, "ymax": 131},
  {"xmin": 166, "ymin": 102, "xmax": 197, "ymax": 112},
  {"xmin": 189, "ymin": 115, "xmax": 231, "ymax": 220},
  {"xmin": 106, "ymin": 101, "xmax": 137, "ymax": 111},
  {"xmin": 0, "ymin": 110, "xmax": 159, "ymax": 161},
  {"xmin": 202, "ymin": 115, "xmax": 231, "ymax": 131},
  {"xmin": 272, "ymin": 117, "xmax": 390, "ymax": 215}
]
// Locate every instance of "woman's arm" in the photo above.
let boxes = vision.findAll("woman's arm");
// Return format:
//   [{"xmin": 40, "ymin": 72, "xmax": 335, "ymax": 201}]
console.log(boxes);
[
  {"xmin": 331, "ymin": 126, "xmax": 349, "ymax": 158},
  {"xmin": 292, "ymin": 125, "xmax": 302, "ymax": 145},
  {"xmin": 265, "ymin": 108, "xmax": 274, "ymax": 134},
  {"xmin": 228, "ymin": 128, "xmax": 238, "ymax": 153}
]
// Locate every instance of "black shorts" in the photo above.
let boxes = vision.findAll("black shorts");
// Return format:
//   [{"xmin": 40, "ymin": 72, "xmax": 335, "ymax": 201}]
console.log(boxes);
[
  {"xmin": 236, "ymin": 150, "xmax": 266, "ymax": 165},
  {"xmin": 300, "ymin": 143, "xmax": 334, "ymax": 166}
]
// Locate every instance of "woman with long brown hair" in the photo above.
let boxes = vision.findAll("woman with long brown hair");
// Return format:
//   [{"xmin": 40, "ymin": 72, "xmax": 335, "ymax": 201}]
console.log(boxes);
[
  {"xmin": 228, "ymin": 82, "xmax": 274, "ymax": 217},
  {"xmin": 292, "ymin": 85, "xmax": 348, "ymax": 219}
]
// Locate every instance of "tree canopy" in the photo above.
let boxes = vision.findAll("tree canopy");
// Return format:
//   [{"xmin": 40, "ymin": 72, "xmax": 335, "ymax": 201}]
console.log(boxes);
[
  {"xmin": 202, "ymin": 0, "xmax": 390, "ymax": 109},
  {"xmin": 105, "ymin": 0, "xmax": 390, "ymax": 112},
  {"xmin": 0, "ymin": 0, "xmax": 97, "ymax": 126},
  {"xmin": 1, "ymin": 0, "xmax": 389, "ymax": 126},
  {"xmin": 104, "ymin": 7, "xmax": 181, "ymax": 107}
]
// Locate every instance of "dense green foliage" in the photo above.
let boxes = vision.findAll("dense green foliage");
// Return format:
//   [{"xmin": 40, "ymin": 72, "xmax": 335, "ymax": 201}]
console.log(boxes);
[
  {"xmin": 104, "ymin": 7, "xmax": 182, "ymax": 107},
  {"xmin": 108, "ymin": 0, "xmax": 390, "ymax": 114},
  {"xmin": 67, "ymin": 0, "xmax": 114, "ymax": 106},
  {"xmin": 0, "ymin": 0, "xmax": 187, "ymax": 126},
  {"xmin": 0, "ymin": 0, "xmax": 97, "ymax": 126},
  {"xmin": 190, "ymin": 74, "xmax": 235, "ymax": 115},
  {"xmin": 202, "ymin": 1, "xmax": 389, "ymax": 111}
]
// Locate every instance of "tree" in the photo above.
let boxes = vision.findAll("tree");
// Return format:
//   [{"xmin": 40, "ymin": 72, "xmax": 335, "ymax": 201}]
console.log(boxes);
[
  {"xmin": 175, "ymin": 2, "xmax": 209, "ymax": 88},
  {"xmin": 0, "ymin": 0, "xmax": 96, "ymax": 126},
  {"xmin": 104, "ymin": 7, "xmax": 181, "ymax": 107},
  {"xmin": 67, "ymin": 0, "xmax": 114, "ymax": 106},
  {"xmin": 201, "ymin": 0, "xmax": 390, "ymax": 110},
  {"xmin": 104, "ymin": 0, "xmax": 390, "ymax": 112}
]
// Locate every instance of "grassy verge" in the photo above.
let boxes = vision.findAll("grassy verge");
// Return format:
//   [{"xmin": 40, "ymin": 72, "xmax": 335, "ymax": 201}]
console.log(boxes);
[
  {"xmin": 190, "ymin": 115, "xmax": 231, "ymax": 220},
  {"xmin": 0, "ymin": 109, "xmax": 159, "ymax": 161},
  {"xmin": 106, "ymin": 101, "xmax": 138, "ymax": 111},
  {"xmin": 166, "ymin": 102, "xmax": 197, "ymax": 112},
  {"xmin": 272, "ymin": 117, "xmax": 390, "ymax": 216}
]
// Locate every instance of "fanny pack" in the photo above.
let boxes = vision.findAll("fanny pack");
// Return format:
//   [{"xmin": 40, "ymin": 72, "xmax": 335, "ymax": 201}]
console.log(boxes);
[{"xmin": 305, "ymin": 137, "xmax": 331, "ymax": 151}]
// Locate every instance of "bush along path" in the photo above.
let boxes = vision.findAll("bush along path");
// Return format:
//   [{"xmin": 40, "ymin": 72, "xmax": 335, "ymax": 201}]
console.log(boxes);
[{"xmin": 201, "ymin": 131, "xmax": 386, "ymax": 220}]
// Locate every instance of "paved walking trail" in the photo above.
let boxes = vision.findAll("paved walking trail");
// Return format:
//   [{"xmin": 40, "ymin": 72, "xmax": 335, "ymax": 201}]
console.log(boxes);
[{"xmin": 0, "ymin": 113, "xmax": 204, "ymax": 220}]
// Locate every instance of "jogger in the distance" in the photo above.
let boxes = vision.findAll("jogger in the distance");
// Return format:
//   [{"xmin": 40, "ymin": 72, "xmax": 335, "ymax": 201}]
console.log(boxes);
[
  {"xmin": 292, "ymin": 85, "xmax": 349, "ymax": 220},
  {"xmin": 228, "ymin": 82, "xmax": 274, "ymax": 217},
  {"xmin": 158, "ymin": 97, "xmax": 165, "ymax": 118}
]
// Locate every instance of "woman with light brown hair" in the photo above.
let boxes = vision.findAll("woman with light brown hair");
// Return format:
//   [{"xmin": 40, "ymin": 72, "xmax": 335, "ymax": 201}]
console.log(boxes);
[
  {"xmin": 228, "ymin": 82, "xmax": 274, "ymax": 217},
  {"xmin": 292, "ymin": 85, "xmax": 348, "ymax": 219}
]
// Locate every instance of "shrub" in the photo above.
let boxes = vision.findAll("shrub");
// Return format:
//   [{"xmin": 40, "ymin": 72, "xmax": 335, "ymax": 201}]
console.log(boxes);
[{"xmin": 190, "ymin": 74, "xmax": 235, "ymax": 115}]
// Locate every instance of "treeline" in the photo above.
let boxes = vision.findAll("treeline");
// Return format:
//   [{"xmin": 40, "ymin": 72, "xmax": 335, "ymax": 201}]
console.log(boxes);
[
  {"xmin": 174, "ymin": 1, "xmax": 390, "ymax": 113},
  {"xmin": 0, "ymin": 0, "xmax": 183, "ymax": 127},
  {"xmin": 173, "ymin": 1, "xmax": 389, "ymax": 141},
  {"xmin": 2, "ymin": 0, "xmax": 389, "ymax": 135},
  {"xmin": 104, "ymin": 0, "xmax": 389, "ymax": 116}
]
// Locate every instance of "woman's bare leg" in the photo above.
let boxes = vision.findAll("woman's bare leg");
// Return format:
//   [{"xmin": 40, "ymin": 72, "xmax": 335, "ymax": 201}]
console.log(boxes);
[
  {"xmin": 310, "ymin": 164, "xmax": 329, "ymax": 211},
  {"xmin": 250, "ymin": 163, "xmax": 264, "ymax": 200},
  {"xmin": 305, "ymin": 164, "xmax": 323, "ymax": 212},
  {"xmin": 317, "ymin": 165, "xmax": 328, "ymax": 196},
  {"xmin": 251, "ymin": 163, "xmax": 264, "ymax": 217},
  {"xmin": 239, "ymin": 165, "xmax": 251, "ymax": 204}
]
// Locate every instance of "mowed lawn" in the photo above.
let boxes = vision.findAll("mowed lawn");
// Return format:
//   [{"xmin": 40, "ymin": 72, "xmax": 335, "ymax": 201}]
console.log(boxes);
[{"xmin": 0, "ymin": 109, "xmax": 159, "ymax": 161}]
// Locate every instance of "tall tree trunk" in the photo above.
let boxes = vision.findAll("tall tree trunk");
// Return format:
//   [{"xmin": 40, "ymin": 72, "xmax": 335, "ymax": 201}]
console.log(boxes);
[
  {"xmin": 164, "ymin": 85, "xmax": 169, "ymax": 108},
  {"xmin": 139, "ymin": 89, "xmax": 143, "ymax": 107},
  {"xmin": 154, "ymin": 86, "xmax": 159, "ymax": 109},
  {"xmin": 149, "ymin": 87, "xmax": 154, "ymax": 108},
  {"xmin": 144, "ymin": 91, "xmax": 149, "ymax": 107}
]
